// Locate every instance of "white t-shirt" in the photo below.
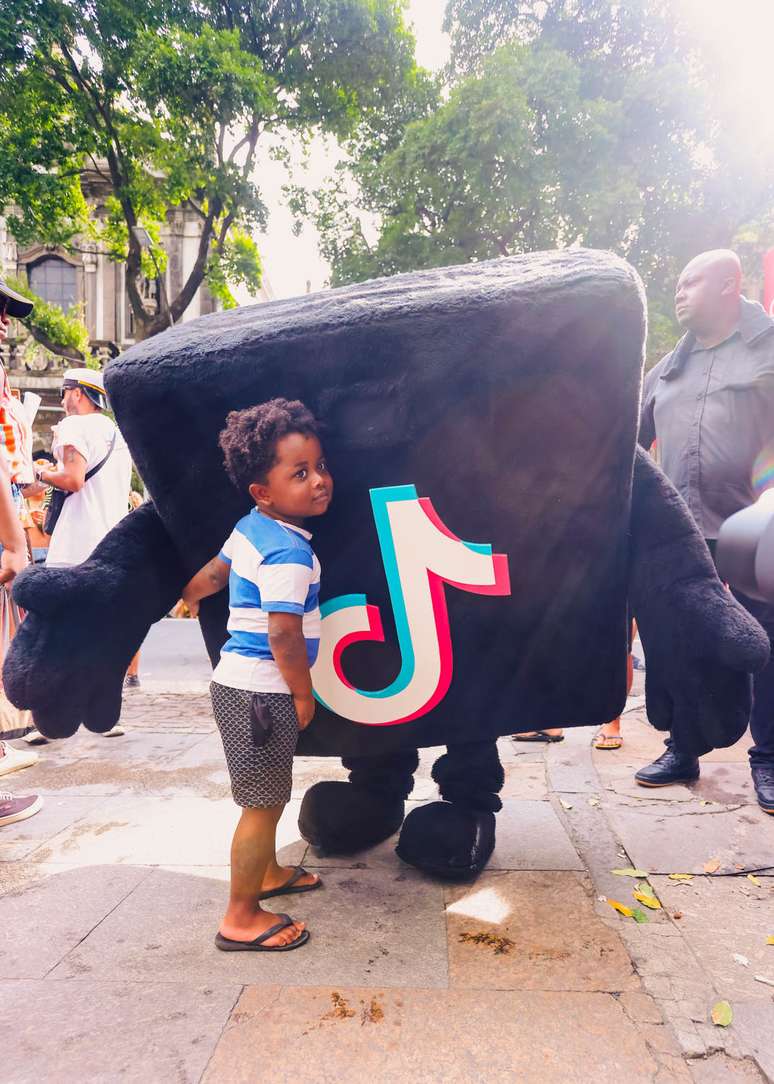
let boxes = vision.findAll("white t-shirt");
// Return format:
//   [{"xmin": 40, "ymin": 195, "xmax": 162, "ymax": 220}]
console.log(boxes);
[{"xmin": 46, "ymin": 413, "xmax": 132, "ymax": 567}]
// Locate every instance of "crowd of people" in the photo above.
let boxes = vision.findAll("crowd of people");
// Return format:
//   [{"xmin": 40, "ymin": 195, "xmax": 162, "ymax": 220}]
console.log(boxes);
[
  {"xmin": 0, "ymin": 280, "xmax": 136, "ymax": 826},
  {"xmin": 0, "ymin": 245, "xmax": 772, "ymax": 952}
]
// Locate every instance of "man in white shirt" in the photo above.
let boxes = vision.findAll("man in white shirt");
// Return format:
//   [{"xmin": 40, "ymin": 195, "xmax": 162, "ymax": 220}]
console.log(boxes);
[
  {"xmin": 25, "ymin": 368, "xmax": 132, "ymax": 739},
  {"xmin": 36, "ymin": 369, "xmax": 131, "ymax": 567}
]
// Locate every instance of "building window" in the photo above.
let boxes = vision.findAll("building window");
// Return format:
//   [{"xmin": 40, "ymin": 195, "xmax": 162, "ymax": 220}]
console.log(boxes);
[{"xmin": 28, "ymin": 257, "xmax": 78, "ymax": 312}]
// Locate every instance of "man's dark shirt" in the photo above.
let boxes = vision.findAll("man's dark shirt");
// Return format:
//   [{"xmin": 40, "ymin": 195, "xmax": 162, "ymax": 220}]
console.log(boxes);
[{"xmin": 640, "ymin": 298, "xmax": 774, "ymax": 538}]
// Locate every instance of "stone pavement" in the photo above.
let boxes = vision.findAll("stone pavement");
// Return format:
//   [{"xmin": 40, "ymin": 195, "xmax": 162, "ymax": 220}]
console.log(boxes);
[{"xmin": 1, "ymin": 668, "xmax": 773, "ymax": 1083}]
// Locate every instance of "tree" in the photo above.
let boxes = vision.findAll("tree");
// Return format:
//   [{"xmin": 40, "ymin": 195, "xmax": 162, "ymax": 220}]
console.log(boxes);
[
  {"xmin": 301, "ymin": 0, "xmax": 773, "ymax": 371},
  {"xmin": 0, "ymin": 0, "xmax": 417, "ymax": 338},
  {"xmin": 304, "ymin": 35, "xmax": 707, "ymax": 293}
]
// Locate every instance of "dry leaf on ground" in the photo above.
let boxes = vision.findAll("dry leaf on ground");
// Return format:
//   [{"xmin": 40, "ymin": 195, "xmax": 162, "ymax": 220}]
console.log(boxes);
[
  {"xmin": 606, "ymin": 898, "xmax": 634, "ymax": 918},
  {"xmin": 668, "ymin": 873, "xmax": 693, "ymax": 881},
  {"xmin": 711, "ymin": 1000, "xmax": 733, "ymax": 1027},
  {"xmin": 704, "ymin": 858, "xmax": 721, "ymax": 874},
  {"xmin": 633, "ymin": 889, "xmax": 662, "ymax": 910},
  {"xmin": 747, "ymin": 874, "xmax": 762, "ymax": 887},
  {"xmin": 611, "ymin": 868, "xmax": 648, "ymax": 878}
]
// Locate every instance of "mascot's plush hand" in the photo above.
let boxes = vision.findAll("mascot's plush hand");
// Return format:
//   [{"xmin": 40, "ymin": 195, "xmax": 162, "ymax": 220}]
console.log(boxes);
[
  {"xmin": 3, "ymin": 504, "xmax": 185, "ymax": 737},
  {"xmin": 635, "ymin": 579, "xmax": 768, "ymax": 756},
  {"xmin": 630, "ymin": 449, "xmax": 770, "ymax": 756}
]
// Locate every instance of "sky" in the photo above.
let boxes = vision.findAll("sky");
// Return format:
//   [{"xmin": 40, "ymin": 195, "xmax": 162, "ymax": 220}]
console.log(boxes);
[{"xmin": 248, "ymin": 0, "xmax": 774, "ymax": 303}]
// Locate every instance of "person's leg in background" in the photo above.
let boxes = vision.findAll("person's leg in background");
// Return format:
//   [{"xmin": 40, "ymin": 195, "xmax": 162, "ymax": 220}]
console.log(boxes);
[
  {"xmin": 125, "ymin": 651, "xmax": 141, "ymax": 689},
  {"xmin": 729, "ymin": 588, "xmax": 774, "ymax": 813}
]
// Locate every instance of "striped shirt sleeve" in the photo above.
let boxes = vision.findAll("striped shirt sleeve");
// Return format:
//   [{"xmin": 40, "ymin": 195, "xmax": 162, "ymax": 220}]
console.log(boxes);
[
  {"xmin": 256, "ymin": 546, "xmax": 314, "ymax": 615},
  {"xmin": 218, "ymin": 531, "xmax": 235, "ymax": 564}
]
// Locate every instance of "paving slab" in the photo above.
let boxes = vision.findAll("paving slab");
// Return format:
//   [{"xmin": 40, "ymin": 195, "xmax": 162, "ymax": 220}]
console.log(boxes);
[
  {"xmin": 689, "ymin": 1053, "xmax": 768, "ymax": 1083},
  {"xmin": 0, "ymin": 864, "xmax": 149, "ymax": 978},
  {"xmin": 36, "ymin": 794, "xmax": 305, "ymax": 867},
  {"xmin": 2, "ymin": 978, "xmax": 240, "ymax": 1084},
  {"xmin": 649, "ymin": 876, "xmax": 774, "ymax": 1000},
  {"xmin": 3, "ymin": 732, "xmax": 220, "ymax": 798},
  {"xmin": 488, "ymin": 800, "xmax": 584, "ymax": 871},
  {"xmin": 444, "ymin": 871, "xmax": 639, "ymax": 991},
  {"xmin": 500, "ymin": 761, "xmax": 548, "ymax": 800},
  {"xmin": 0, "ymin": 795, "xmax": 107, "ymax": 861},
  {"xmin": 594, "ymin": 759, "xmax": 697, "ymax": 803},
  {"xmin": 203, "ymin": 986, "xmax": 675, "ymax": 1084},
  {"xmin": 605, "ymin": 803, "xmax": 774, "ymax": 875},
  {"xmin": 730, "ymin": 1000, "xmax": 774, "ymax": 1081},
  {"xmin": 50, "ymin": 866, "xmax": 448, "ymax": 989}
]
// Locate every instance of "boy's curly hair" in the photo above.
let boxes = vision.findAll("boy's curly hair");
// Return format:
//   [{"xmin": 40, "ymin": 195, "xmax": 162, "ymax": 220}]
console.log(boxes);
[{"xmin": 219, "ymin": 398, "xmax": 320, "ymax": 492}]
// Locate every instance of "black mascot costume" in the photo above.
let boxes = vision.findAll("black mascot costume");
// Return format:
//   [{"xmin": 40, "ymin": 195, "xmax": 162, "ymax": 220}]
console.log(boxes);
[{"xmin": 5, "ymin": 250, "xmax": 769, "ymax": 879}]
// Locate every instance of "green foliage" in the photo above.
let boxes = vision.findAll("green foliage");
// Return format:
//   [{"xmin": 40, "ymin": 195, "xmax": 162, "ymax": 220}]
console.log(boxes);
[
  {"xmin": 4, "ymin": 274, "xmax": 91, "ymax": 359},
  {"xmin": 301, "ymin": 0, "xmax": 773, "ymax": 309},
  {"xmin": 1, "ymin": 0, "xmax": 417, "ymax": 338},
  {"xmin": 645, "ymin": 296, "xmax": 680, "ymax": 371},
  {"xmin": 306, "ymin": 36, "xmax": 706, "ymax": 288},
  {"xmin": 206, "ymin": 228, "xmax": 264, "ymax": 309}
]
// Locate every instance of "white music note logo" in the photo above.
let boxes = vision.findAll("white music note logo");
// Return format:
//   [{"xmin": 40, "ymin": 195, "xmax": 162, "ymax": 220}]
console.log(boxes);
[{"xmin": 312, "ymin": 485, "xmax": 511, "ymax": 725}]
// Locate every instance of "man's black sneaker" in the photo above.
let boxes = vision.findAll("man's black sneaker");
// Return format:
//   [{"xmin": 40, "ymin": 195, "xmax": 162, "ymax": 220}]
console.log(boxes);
[
  {"xmin": 751, "ymin": 764, "xmax": 774, "ymax": 815},
  {"xmin": 635, "ymin": 749, "xmax": 700, "ymax": 787}
]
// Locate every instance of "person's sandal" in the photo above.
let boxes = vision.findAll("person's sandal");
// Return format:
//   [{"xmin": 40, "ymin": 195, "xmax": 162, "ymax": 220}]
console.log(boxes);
[
  {"xmin": 593, "ymin": 730, "xmax": 623, "ymax": 750},
  {"xmin": 257, "ymin": 866, "xmax": 322, "ymax": 901},
  {"xmin": 215, "ymin": 913, "xmax": 309, "ymax": 952},
  {"xmin": 512, "ymin": 731, "xmax": 564, "ymax": 743}
]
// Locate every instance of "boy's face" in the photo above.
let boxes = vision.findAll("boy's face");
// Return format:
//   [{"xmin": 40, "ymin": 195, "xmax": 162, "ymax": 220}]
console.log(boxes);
[{"xmin": 250, "ymin": 431, "xmax": 333, "ymax": 526}]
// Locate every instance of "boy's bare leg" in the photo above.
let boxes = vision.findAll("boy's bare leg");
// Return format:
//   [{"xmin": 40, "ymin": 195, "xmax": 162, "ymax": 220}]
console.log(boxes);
[
  {"xmin": 126, "ymin": 652, "xmax": 140, "ymax": 678},
  {"xmin": 220, "ymin": 805, "xmax": 306, "ymax": 945}
]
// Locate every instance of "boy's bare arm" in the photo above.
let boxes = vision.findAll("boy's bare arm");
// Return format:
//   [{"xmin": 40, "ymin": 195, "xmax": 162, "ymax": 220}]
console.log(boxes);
[
  {"xmin": 268, "ymin": 611, "xmax": 315, "ymax": 728},
  {"xmin": 181, "ymin": 556, "xmax": 230, "ymax": 617}
]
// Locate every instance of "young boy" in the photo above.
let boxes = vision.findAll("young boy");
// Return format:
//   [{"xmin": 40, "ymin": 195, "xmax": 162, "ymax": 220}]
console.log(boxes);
[{"xmin": 183, "ymin": 398, "xmax": 332, "ymax": 951}]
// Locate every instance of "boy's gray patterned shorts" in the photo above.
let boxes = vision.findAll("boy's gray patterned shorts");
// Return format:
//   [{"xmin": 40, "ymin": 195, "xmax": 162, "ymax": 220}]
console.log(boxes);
[{"xmin": 210, "ymin": 682, "xmax": 299, "ymax": 808}]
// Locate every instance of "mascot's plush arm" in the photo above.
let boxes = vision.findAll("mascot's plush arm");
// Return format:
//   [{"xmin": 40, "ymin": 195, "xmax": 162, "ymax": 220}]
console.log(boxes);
[
  {"xmin": 3, "ymin": 502, "xmax": 187, "ymax": 737},
  {"xmin": 629, "ymin": 447, "xmax": 769, "ymax": 755}
]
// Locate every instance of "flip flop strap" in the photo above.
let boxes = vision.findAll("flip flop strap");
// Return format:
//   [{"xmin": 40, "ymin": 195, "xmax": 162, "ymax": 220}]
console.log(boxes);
[
  {"xmin": 283, "ymin": 865, "xmax": 308, "ymax": 891},
  {"xmin": 252, "ymin": 914, "xmax": 293, "ymax": 946}
]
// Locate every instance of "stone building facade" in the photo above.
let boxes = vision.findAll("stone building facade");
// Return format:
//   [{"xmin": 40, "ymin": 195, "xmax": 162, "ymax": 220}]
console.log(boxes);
[{"xmin": 1, "ymin": 165, "xmax": 273, "ymax": 448}]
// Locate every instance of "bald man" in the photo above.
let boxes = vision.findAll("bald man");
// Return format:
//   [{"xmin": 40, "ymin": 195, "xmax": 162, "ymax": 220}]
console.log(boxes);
[{"xmin": 638, "ymin": 250, "xmax": 774, "ymax": 811}]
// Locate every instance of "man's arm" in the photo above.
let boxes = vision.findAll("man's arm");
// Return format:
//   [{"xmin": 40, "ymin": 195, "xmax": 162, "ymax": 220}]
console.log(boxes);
[
  {"xmin": 181, "ymin": 556, "xmax": 230, "ymax": 618},
  {"xmin": 268, "ymin": 611, "xmax": 315, "ymax": 729},
  {"xmin": 638, "ymin": 359, "xmax": 666, "ymax": 450},
  {"xmin": 37, "ymin": 445, "xmax": 87, "ymax": 494},
  {"xmin": 0, "ymin": 461, "xmax": 27, "ymax": 584}
]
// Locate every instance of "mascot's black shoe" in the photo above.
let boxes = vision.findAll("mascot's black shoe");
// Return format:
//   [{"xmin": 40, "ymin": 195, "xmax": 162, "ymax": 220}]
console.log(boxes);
[
  {"xmin": 751, "ymin": 764, "xmax": 774, "ymax": 814},
  {"xmin": 298, "ymin": 782, "xmax": 406, "ymax": 853},
  {"xmin": 635, "ymin": 748, "xmax": 700, "ymax": 787},
  {"xmin": 396, "ymin": 802, "xmax": 495, "ymax": 880}
]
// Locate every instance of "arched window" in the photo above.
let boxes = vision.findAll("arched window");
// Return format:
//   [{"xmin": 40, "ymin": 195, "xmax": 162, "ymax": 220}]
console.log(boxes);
[{"xmin": 28, "ymin": 257, "xmax": 77, "ymax": 312}]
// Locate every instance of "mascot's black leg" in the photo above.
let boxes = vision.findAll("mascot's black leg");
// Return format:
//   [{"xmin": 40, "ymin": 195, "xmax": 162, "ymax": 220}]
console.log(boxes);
[
  {"xmin": 396, "ymin": 741, "xmax": 504, "ymax": 880},
  {"xmin": 298, "ymin": 749, "xmax": 419, "ymax": 853}
]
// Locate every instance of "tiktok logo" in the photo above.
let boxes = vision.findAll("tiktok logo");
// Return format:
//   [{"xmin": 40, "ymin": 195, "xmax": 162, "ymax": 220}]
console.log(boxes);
[{"xmin": 311, "ymin": 485, "xmax": 511, "ymax": 725}]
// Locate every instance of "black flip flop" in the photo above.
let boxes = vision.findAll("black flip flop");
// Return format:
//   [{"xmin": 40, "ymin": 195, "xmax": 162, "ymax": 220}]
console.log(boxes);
[
  {"xmin": 512, "ymin": 731, "xmax": 565, "ymax": 743},
  {"xmin": 257, "ymin": 865, "xmax": 323, "ymax": 901},
  {"xmin": 215, "ymin": 913, "xmax": 310, "ymax": 952}
]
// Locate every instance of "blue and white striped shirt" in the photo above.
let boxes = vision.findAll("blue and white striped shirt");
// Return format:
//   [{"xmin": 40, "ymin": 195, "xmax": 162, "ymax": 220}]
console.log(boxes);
[{"xmin": 211, "ymin": 509, "xmax": 321, "ymax": 694}]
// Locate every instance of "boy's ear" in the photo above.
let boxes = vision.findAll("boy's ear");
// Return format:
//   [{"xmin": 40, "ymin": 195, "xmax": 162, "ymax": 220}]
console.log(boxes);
[{"xmin": 248, "ymin": 481, "xmax": 270, "ymax": 508}]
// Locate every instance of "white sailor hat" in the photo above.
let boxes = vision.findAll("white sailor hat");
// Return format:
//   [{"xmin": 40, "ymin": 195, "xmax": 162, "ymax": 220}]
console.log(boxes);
[{"xmin": 61, "ymin": 368, "xmax": 108, "ymax": 410}]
